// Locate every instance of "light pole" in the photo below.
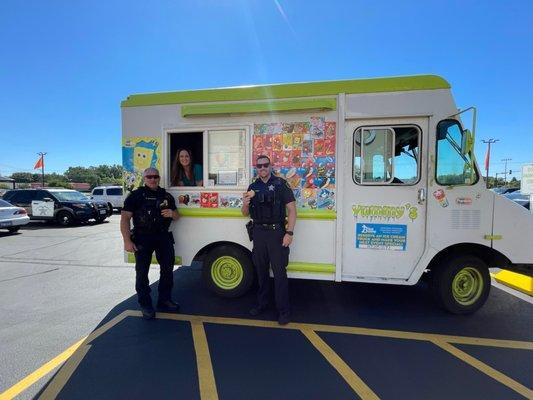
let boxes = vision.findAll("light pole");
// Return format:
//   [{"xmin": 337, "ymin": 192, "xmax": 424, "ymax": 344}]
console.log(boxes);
[
  {"xmin": 482, "ymin": 139, "xmax": 499, "ymax": 188},
  {"xmin": 502, "ymin": 158, "xmax": 512, "ymax": 185}
]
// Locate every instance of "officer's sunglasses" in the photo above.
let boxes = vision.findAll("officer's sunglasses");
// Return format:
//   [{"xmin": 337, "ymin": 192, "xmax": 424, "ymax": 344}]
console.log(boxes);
[
  {"xmin": 144, "ymin": 175, "xmax": 160, "ymax": 179},
  {"xmin": 256, "ymin": 162, "xmax": 270, "ymax": 169}
]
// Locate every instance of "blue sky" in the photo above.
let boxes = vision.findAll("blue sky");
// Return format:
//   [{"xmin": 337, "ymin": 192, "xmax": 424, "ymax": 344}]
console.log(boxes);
[{"xmin": 1, "ymin": 0, "xmax": 532, "ymax": 180}]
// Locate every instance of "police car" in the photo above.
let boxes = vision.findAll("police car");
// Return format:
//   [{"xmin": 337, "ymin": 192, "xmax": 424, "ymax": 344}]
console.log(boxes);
[{"xmin": 3, "ymin": 188, "xmax": 112, "ymax": 226}]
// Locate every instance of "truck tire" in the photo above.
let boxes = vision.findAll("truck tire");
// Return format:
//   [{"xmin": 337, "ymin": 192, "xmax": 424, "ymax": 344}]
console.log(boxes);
[
  {"xmin": 57, "ymin": 211, "xmax": 74, "ymax": 226},
  {"xmin": 431, "ymin": 255, "xmax": 490, "ymax": 314},
  {"xmin": 8, "ymin": 226, "xmax": 21, "ymax": 233},
  {"xmin": 203, "ymin": 245, "xmax": 254, "ymax": 298}
]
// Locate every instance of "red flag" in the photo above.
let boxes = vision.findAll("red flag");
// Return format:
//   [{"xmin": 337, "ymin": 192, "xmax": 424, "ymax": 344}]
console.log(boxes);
[
  {"xmin": 34, "ymin": 156, "xmax": 44, "ymax": 170},
  {"xmin": 484, "ymin": 146, "xmax": 490, "ymax": 171}
]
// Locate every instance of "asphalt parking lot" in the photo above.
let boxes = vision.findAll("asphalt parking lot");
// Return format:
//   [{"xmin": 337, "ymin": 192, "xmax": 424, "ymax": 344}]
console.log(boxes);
[{"xmin": 1, "ymin": 216, "xmax": 532, "ymax": 400}]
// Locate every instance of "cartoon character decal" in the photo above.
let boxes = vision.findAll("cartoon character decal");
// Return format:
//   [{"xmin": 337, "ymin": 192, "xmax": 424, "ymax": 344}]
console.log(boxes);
[{"xmin": 122, "ymin": 137, "xmax": 161, "ymax": 192}]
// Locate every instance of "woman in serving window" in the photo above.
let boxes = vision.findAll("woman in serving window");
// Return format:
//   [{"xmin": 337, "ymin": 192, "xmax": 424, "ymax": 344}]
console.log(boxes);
[{"xmin": 171, "ymin": 149, "xmax": 203, "ymax": 186}]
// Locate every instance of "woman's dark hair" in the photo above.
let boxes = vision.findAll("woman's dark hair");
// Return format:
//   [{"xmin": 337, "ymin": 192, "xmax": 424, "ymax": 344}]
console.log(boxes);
[{"xmin": 171, "ymin": 148, "xmax": 194, "ymax": 186}]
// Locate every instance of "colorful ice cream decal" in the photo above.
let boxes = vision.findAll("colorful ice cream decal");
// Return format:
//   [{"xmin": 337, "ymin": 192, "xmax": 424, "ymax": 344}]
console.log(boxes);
[
  {"xmin": 433, "ymin": 189, "xmax": 449, "ymax": 207},
  {"xmin": 253, "ymin": 118, "xmax": 336, "ymax": 211}
]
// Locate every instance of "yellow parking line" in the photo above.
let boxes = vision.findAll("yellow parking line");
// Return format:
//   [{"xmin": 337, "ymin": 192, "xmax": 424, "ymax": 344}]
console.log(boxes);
[
  {"xmin": 8, "ymin": 310, "xmax": 533, "ymax": 400},
  {"xmin": 191, "ymin": 321, "xmax": 219, "ymax": 400},
  {"xmin": 153, "ymin": 312, "xmax": 533, "ymax": 351},
  {"xmin": 38, "ymin": 345, "xmax": 92, "ymax": 400},
  {"xmin": 302, "ymin": 329, "xmax": 379, "ymax": 399},
  {"xmin": 85, "ymin": 310, "xmax": 131, "ymax": 343},
  {"xmin": 432, "ymin": 340, "xmax": 533, "ymax": 399},
  {"xmin": 0, "ymin": 311, "xmax": 130, "ymax": 400},
  {"xmin": 0, "ymin": 337, "xmax": 87, "ymax": 400}
]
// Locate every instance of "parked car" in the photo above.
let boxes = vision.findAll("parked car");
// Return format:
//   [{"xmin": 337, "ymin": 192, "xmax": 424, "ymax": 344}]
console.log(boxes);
[
  {"xmin": 2, "ymin": 189, "xmax": 112, "ymax": 226},
  {"xmin": 504, "ymin": 191, "xmax": 530, "ymax": 210},
  {"xmin": 90, "ymin": 186, "xmax": 124, "ymax": 210},
  {"xmin": 491, "ymin": 187, "xmax": 520, "ymax": 195},
  {"xmin": 0, "ymin": 199, "xmax": 30, "ymax": 233}
]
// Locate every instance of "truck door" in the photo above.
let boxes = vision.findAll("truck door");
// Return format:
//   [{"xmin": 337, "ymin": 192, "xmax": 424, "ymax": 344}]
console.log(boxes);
[{"xmin": 341, "ymin": 119, "xmax": 428, "ymax": 280}]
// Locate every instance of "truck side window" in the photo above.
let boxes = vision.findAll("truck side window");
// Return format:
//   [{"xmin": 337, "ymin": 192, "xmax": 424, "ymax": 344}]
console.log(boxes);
[
  {"xmin": 436, "ymin": 120, "xmax": 478, "ymax": 186},
  {"xmin": 354, "ymin": 128, "xmax": 394, "ymax": 184},
  {"xmin": 92, "ymin": 189, "xmax": 104, "ymax": 195},
  {"xmin": 353, "ymin": 126, "xmax": 421, "ymax": 185}
]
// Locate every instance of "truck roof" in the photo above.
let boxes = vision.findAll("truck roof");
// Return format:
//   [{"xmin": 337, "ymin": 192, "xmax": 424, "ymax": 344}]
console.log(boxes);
[{"xmin": 121, "ymin": 74, "xmax": 450, "ymax": 108}]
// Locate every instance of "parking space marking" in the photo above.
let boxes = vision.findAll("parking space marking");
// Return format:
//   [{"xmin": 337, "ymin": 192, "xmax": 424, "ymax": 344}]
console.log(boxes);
[
  {"xmin": 431, "ymin": 340, "xmax": 533, "ymax": 399},
  {"xmin": 0, "ymin": 337, "xmax": 87, "ymax": 400},
  {"xmin": 301, "ymin": 329, "xmax": 379, "ymax": 399},
  {"xmin": 6, "ymin": 310, "xmax": 533, "ymax": 400},
  {"xmin": 191, "ymin": 321, "xmax": 219, "ymax": 400},
  {"xmin": 38, "ymin": 345, "xmax": 92, "ymax": 400},
  {"xmin": 153, "ymin": 312, "xmax": 533, "ymax": 351},
  {"xmin": 0, "ymin": 311, "xmax": 130, "ymax": 400}
]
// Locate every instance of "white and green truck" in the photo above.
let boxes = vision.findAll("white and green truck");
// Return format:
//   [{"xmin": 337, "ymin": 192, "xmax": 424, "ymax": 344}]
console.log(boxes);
[{"xmin": 121, "ymin": 75, "xmax": 533, "ymax": 314}]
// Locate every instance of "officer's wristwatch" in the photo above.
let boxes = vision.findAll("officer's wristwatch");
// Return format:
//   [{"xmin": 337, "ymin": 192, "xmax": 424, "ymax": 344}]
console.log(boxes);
[{"xmin": 286, "ymin": 231, "xmax": 294, "ymax": 236}]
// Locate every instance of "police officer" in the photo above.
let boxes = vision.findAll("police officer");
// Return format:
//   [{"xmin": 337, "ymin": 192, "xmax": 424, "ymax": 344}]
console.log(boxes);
[
  {"xmin": 242, "ymin": 155, "xmax": 297, "ymax": 325},
  {"xmin": 120, "ymin": 167, "xmax": 180, "ymax": 320}
]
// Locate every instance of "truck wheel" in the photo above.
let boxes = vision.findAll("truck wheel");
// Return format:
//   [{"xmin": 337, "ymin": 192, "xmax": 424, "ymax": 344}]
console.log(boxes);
[
  {"xmin": 8, "ymin": 226, "xmax": 21, "ymax": 233},
  {"xmin": 431, "ymin": 255, "xmax": 490, "ymax": 314},
  {"xmin": 57, "ymin": 211, "xmax": 74, "ymax": 226},
  {"xmin": 203, "ymin": 245, "xmax": 254, "ymax": 298}
]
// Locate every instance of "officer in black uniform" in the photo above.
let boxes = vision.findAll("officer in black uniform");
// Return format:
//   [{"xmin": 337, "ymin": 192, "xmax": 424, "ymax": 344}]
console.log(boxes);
[
  {"xmin": 242, "ymin": 155, "xmax": 297, "ymax": 325},
  {"xmin": 120, "ymin": 167, "xmax": 180, "ymax": 319}
]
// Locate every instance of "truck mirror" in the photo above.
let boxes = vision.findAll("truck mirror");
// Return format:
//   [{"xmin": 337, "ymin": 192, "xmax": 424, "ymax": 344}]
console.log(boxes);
[{"xmin": 461, "ymin": 129, "xmax": 474, "ymax": 155}]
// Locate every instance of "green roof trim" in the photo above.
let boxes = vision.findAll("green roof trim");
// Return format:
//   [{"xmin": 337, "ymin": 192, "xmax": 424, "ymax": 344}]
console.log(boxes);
[
  {"xmin": 121, "ymin": 75, "xmax": 450, "ymax": 107},
  {"xmin": 181, "ymin": 98, "xmax": 336, "ymax": 117}
]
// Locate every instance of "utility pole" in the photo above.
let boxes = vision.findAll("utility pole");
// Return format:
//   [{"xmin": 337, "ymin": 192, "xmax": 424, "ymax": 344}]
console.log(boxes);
[
  {"xmin": 502, "ymin": 158, "xmax": 512, "ymax": 185},
  {"xmin": 482, "ymin": 139, "xmax": 498, "ymax": 188},
  {"xmin": 37, "ymin": 152, "xmax": 46, "ymax": 188}
]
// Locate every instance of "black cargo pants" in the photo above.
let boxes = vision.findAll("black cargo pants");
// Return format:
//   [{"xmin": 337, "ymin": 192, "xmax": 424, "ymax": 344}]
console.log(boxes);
[
  {"xmin": 133, "ymin": 231, "xmax": 175, "ymax": 307},
  {"xmin": 252, "ymin": 224, "xmax": 290, "ymax": 314}
]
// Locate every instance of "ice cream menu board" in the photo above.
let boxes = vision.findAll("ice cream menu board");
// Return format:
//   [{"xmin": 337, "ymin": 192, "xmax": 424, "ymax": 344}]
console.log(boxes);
[{"xmin": 253, "ymin": 117, "xmax": 336, "ymax": 211}]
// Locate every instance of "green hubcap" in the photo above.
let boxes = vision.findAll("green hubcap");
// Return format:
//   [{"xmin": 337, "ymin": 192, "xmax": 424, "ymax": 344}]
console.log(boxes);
[
  {"xmin": 211, "ymin": 256, "xmax": 244, "ymax": 290},
  {"xmin": 452, "ymin": 267, "xmax": 484, "ymax": 306}
]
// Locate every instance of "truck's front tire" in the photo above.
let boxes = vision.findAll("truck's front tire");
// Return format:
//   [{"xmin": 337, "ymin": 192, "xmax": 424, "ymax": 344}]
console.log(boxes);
[
  {"xmin": 203, "ymin": 245, "xmax": 254, "ymax": 298},
  {"xmin": 431, "ymin": 255, "xmax": 490, "ymax": 314}
]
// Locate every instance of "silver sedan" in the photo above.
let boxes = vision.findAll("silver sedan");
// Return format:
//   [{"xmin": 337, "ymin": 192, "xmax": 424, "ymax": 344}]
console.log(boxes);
[{"xmin": 0, "ymin": 198, "xmax": 30, "ymax": 233}]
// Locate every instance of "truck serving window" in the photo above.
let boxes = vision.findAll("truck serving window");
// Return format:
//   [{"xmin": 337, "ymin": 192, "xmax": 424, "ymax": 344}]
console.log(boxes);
[
  {"xmin": 436, "ymin": 120, "xmax": 478, "ymax": 186},
  {"xmin": 207, "ymin": 129, "xmax": 247, "ymax": 187},
  {"xmin": 169, "ymin": 131, "xmax": 204, "ymax": 187},
  {"xmin": 353, "ymin": 126, "xmax": 421, "ymax": 185}
]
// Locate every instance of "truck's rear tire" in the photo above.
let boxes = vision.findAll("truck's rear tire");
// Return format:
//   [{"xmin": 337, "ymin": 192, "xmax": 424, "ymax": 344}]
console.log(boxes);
[
  {"xmin": 202, "ymin": 245, "xmax": 254, "ymax": 298},
  {"xmin": 431, "ymin": 255, "xmax": 490, "ymax": 314}
]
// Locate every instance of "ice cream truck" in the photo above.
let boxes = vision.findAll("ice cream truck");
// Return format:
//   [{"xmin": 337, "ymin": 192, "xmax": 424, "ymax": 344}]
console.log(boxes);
[{"xmin": 121, "ymin": 75, "xmax": 533, "ymax": 314}]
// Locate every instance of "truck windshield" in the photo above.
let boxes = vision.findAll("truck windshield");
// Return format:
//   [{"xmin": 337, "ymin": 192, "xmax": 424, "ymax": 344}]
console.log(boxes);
[
  {"xmin": 436, "ymin": 120, "xmax": 478, "ymax": 186},
  {"xmin": 53, "ymin": 191, "xmax": 88, "ymax": 201}
]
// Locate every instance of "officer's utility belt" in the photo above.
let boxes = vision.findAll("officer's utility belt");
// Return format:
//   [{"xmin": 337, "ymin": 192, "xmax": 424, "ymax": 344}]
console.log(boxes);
[
  {"xmin": 133, "ymin": 228, "xmax": 168, "ymax": 236},
  {"xmin": 255, "ymin": 223, "xmax": 284, "ymax": 230}
]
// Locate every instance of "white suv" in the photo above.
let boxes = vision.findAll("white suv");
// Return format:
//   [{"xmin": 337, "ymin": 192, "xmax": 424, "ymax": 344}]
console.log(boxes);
[{"xmin": 91, "ymin": 186, "xmax": 124, "ymax": 211}]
